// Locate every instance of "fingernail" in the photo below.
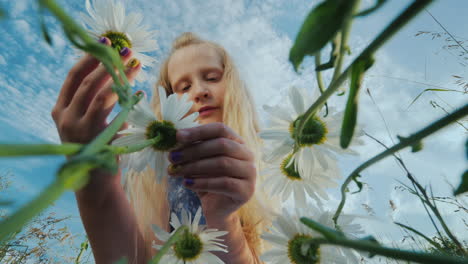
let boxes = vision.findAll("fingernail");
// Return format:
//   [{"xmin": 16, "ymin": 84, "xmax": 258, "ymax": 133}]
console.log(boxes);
[
  {"xmin": 178, "ymin": 130, "xmax": 190, "ymax": 141},
  {"xmin": 135, "ymin": 90, "xmax": 147, "ymax": 98},
  {"xmin": 127, "ymin": 58, "xmax": 140, "ymax": 68},
  {"xmin": 168, "ymin": 164, "xmax": 182, "ymax": 174},
  {"xmin": 184, "ymin": 178, "xmax": 194, "ymax": 186},
  {"xmin": 119, "ymin": 47, "xmax": 130, "ymax": 56},
  {"xmin": 98, "ymin": 37, "xmax": 107, "ymax": 43},
  {"xmin": 170, "ymin": 151, "xmax": 182, "ymax": 163}
]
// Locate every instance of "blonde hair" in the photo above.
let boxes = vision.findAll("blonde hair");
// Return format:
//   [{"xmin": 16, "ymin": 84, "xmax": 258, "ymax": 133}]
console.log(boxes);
[{"xmin": 123, "ymin": 32, "xmax": 278, "ymax": 263}]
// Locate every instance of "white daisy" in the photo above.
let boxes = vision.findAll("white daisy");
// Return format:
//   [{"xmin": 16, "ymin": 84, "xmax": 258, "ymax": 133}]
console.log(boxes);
[
  {"xmin": 260, "ymin": 149, "xmax": 339, "ymax": 208},
  {"xmin": 259, "ymin": 86, "xmax": 364, "ymax": 181},
  {"xmin": 260, "ymin": 205, "xmax": 364, "ymax": 264},
  {"xmin": 152, "ymin": 206, "xmax": 229, "ymax": 264},
  {"xmin": 79, "ymin": 0, "xmax": 159, "ymax": 82},
  {"xmin": 111, "ymin": 87, "xmax": 199, "ymax": 183}
]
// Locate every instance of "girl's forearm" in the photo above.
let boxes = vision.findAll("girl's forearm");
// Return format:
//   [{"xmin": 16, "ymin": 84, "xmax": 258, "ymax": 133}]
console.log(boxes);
[
  {"xmin": 206, "ymin": 213, "xmax": 258, "ymax": 264},
  {"xmin": 75, "ymin": 168, "xmax": 150, "ymax": 264}
]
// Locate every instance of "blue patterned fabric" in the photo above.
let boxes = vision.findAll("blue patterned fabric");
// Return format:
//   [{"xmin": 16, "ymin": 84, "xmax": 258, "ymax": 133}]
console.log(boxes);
[{"xmin": 167, "ymin": 176, "xmax": 206, "ymax": 232}]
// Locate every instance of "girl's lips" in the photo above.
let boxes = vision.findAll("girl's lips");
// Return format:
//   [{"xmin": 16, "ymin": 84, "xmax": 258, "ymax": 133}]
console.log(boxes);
[{"xmin": 199, "ymin": 107, "xmax": 219, "ymax": 117}]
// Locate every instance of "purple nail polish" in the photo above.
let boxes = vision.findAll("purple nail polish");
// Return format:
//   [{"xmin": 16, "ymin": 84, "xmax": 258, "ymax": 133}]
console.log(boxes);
[
  {"xmin": 170, "ymin": 151, "xmax": 182, "ymax": 163},
  {"xmin": 184, "ymin": 178, "xmax": 194, "ymax": 186},
  {"xmin": 98, "ymin": 37, "xmax": 106, "ymax": 43},
  {"xmin": 119, "ymin": 47, "xmax": 130, "ymax": 56}
]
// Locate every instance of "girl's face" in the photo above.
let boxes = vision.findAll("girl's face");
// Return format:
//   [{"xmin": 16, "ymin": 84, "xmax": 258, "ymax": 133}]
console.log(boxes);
[{"xmin": 168, "ymin": 43, "xmax": 226, "ymax": 125}]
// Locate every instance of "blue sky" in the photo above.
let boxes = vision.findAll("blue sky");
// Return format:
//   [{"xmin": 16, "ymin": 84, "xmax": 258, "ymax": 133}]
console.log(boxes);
[{"xmin": 0, "ymin": 0, "xmax": 467, "ymax": 262}]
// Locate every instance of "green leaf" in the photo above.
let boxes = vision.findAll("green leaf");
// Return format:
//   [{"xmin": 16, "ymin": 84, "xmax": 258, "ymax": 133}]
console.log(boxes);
[
  {"xmin": 454, "ymin": 170, "xmax": 468, "ymax": 196},
  {"xmin": 289, "ymin": 0, "xmax": 355, "ymax": 72},
  {"xmin": 355, "ymin": 0, "xmax": 387, "ymax": 17},
  {"xmin": 340, "ymin": 56, "xmax": 374, "ymax": 148},
  {"xmin": 39, "ymin": 11, "xmax": 53, "ymax": 45},
  {"xmin": 351, "ymin": 174, "xmax": 364, "ymax": 194}
]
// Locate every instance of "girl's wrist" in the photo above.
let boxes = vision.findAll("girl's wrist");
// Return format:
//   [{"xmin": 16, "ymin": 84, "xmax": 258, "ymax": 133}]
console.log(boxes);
[{"xmin": 205, "ymin": 211, "xmax": 240, "ymax": 230}]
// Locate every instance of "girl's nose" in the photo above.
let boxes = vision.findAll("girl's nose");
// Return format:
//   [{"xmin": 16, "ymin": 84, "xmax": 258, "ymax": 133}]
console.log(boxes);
[{"xmin": 194, "ymin": 86, "xmax": 210, "ymax": 103}]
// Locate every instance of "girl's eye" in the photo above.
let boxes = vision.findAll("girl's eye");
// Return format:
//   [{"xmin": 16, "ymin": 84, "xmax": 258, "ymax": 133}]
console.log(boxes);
[{"xmin": 182, "ymin": 85, "xmax": 190, "ymax": 91}]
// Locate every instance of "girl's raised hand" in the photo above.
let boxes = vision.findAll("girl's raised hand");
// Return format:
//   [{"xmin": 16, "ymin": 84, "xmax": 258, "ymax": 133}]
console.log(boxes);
[
  {"xmin": 167, "ymin": 122, "xmax": 257, "ymax": 222},
  {"xmin": 51, "ymin": 37, "xmax": 140, "ymax": 148},
  {"xmin": 51, "ymin": 37, "xmax": 141, "ymax": 192}
]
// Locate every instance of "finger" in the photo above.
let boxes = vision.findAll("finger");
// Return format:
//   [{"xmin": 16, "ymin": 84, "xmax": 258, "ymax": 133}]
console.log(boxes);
[
  {"xmin": 56, "ymin": 37, "xmax": 109, "ymax": 109},
  {"xmin": 83, "ymin": 58, "xmax": 141, "ymax": 124},
  {"xmin": 69, "ymin": 46, "xmax": 134, "ymax": 117},
  {"xmin": 169, "ymin": 156, "xmax": 255, "ymax": 179},
  {"xmin": 177, "ymin": 122, "xmax": 245, "ymax": 145},
  {"xmin": 168, "ymin": 137, "xmax": 253, "ymax": 164},
  {"xmin": 182, "ymin": 176, "xmax": 251, "ymax": 200}
]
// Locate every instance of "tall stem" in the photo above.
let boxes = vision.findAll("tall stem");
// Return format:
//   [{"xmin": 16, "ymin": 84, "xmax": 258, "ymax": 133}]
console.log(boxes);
[
  {"xmin": 297, "ymin": 0, "xmax": 434, "ymax": 140},
  {"xmin": 333, "ymin": 103, "xmax": 468, "ymax": 225}
]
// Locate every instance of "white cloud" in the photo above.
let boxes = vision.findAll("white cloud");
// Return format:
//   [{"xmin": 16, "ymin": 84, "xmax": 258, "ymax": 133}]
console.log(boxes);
[{"xmin": 1, "ymin": 1, "xmax": 466, "ymax": 261}]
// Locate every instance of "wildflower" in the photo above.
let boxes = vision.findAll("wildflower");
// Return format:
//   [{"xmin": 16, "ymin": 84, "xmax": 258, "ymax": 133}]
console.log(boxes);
[
  {"xmin": 112, "ymin": 87, "xmax": 199, "ymax": 183},
  {"xmin": 79, "ymin": 0, "xmax": 159, "ymax": 82},
  {"xmin": 152, "ymin": 206, "xmax": 229, "ymax": 264},
  {"xmin": 261, "ymin": 151, "xmax": 338, "ymax": 207},
  {"xmin": 260, "ymin": 205, "xmax": 363, "ymax": 264},
  {"xmin": 259, "ymin": 86, "xmax": 364, "ymax": 182}
]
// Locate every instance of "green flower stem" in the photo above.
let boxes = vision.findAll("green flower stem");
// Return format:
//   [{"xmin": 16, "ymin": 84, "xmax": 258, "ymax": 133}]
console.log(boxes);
[
  {"xmin": 110, "ymin": 135, "xmax": 162, "ymax": 155},
  {"xmin": 74, "ymin": 94, "xmax": 142, "ymax": 160},
  {"xmin": 149, "ymin": 226, "xmax": 189, "ymax": 264},
  {"xmin": 300, "ymin": 217, "xmax": 344, "ymax": 241},
  {"xmin": 0, "ymin": 0, "xmax": 148, "ymax": 250},
  {"xmin": 296, "ymin": 0, "xmax": 434, "ymax": 142},
  {"xmin": 333, "ymin": 103, "xmax": 468, "ymax": 226},
  {"xmin": 301, "ymin": 218, "xmax": 467, "ymax": 264},
  {"xmin": 314, "ymin": 52, "xmax": 328, "ymax": 116},
  {"xmin": 0, "ymin": 143, "xmax": 82, "ymax": 157},
  {"xmin": 314, "ymin": 53, "xmax": 327, "ymax": 94},
  {"xmin": 309, "ymin": 237, "xmax": 466, "ymax": 264},
  {"xmin": 0, "ymin": 163, "xmax": 95, "ymax": 242},
  {"xmin": 38, "ymin": 0, "xmax": 131, "ymax": 100},
  {"xmin": 330, "ymin": 0, "xmax": 361, "ymax": 83}
]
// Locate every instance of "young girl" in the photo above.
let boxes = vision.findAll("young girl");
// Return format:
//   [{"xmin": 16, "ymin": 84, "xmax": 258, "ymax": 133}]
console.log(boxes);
[{"xmin": 51, "ymin": 32, "xmax": 277, "ymax": 264}]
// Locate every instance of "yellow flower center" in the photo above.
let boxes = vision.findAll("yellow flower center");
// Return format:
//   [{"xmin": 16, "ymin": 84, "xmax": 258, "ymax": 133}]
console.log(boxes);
[
  {"xmin": 288, "ymin": 234, "xmax": 320, "ymax": 264},
  {"xmin": 281, "ymin": 153, "xmax": 302, "ymax": 180},
  {"xmin": 101, "ymin": 31, "xmax": 132, "ymax": 52},
  {"xmin": 290, "ymin": 114, "xmax": 328, "ymax": 147},
  {"xmin": 173, "ymin": 229, "xmax": 203, "ymax": 261},
  {"xmin": 145, "ymin": 120, "xmax": 177, "ymax": 151}
]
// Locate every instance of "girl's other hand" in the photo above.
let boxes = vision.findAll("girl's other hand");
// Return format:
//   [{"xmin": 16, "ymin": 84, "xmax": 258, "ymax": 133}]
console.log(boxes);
[
  {"xmin": 167, "ymin": 122, "xmax": 256, "ymax": 222},
  {"xmin": 51, "ymin": 37, "xmax": 141, "ymax": 189}
]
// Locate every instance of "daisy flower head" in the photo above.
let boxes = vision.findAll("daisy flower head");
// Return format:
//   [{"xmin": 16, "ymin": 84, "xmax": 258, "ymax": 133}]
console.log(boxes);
[
  {"xmin": 260, "ymin": 204, "xmax": 364, "ymax": 264},
  {"xmin": 260, "ymin": 147, "xmax": 339, "ymax": 207},
  {"xmin": 152, "ymin": 206, "xmax": 229, "ymax": 264},
  {"xmin": 79, "ymin": 0, "xmax": 159, "ymax": 83},
  {"xmin": 112, "ymin": 87, "xmax": 199, "ymax": 183},
  {"xmin": 259, "ymin": 85, "xmax": 364, "ymax": 181}
]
